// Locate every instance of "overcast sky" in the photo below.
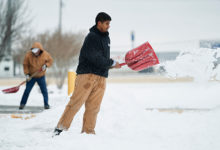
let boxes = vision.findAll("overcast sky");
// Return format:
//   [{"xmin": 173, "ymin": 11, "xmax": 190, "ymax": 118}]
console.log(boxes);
[{"xmin": 29, "ymin": 0, "xmax": 220, "ymax": 51}]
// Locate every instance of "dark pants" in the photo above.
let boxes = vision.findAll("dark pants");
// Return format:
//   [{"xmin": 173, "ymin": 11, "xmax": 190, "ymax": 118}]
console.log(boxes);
[{"xmin": 20, "ymin": 76, "xmax": 49, "ymax": 106}]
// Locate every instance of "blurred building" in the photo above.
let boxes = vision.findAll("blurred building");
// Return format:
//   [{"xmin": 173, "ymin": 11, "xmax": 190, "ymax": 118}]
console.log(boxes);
[
  {"xmin": 0, "ymin": 55, "xmax": 14, "ymax": 77},
  {"xmin": 199, "ymin": 40, "xmax": 220, "ymax": 49}
]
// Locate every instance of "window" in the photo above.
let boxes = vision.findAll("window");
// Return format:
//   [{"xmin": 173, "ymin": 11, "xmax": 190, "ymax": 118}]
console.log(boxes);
[
  {"xmin": 4, "ymin": 67, "xmax": 9, "ymax": 71},
  {"xmin": 5, "ymin": 58, "xmax": 10, "ymax": 61}
]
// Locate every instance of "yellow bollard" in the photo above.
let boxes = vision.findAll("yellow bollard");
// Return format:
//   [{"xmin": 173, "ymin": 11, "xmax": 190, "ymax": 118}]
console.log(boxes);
[{"xmin": 68, "ymin": 71, "xmax": 76, "ymax": 96}]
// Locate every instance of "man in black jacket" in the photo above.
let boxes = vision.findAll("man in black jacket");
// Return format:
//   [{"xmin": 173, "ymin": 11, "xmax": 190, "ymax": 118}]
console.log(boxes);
[{"xmin": 54, "ymin": 12, "xmax": 121, "ymax": 136}]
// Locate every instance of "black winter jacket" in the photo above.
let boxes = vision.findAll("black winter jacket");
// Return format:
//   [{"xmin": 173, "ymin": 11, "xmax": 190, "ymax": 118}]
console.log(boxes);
[{"xmin": 76, "ymin": 25, "xmax": 113, "ymax": 78}]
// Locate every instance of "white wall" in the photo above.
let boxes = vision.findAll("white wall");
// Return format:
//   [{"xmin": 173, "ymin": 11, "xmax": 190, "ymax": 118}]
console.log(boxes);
[{"xmin": 0, "ymin": 56, "xmax": 14, "ymax": 77}]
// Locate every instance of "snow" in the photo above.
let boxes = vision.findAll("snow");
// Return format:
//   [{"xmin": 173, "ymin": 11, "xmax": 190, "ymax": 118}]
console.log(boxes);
[
  {"xmin": 1, "ymin": 82, "xmax": 220, "ymax": 150},
  {"xmin": 1, "ymin": 47, "xmax": 220, "ymax": 149},
  {"xmin": 163, "ymin": 48, "xmax": 220, "ymax": 82}
]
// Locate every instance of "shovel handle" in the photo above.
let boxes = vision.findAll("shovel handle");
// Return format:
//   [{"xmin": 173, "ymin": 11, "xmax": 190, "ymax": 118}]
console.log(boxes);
[
  {"xmin": 2, "ymin": 68, "xmax": 44, "ymax": 94},
  {"xmin": 18, "ymin": 81, "xmax": 26, "ymax": 87},
  {"xmin": 119, "ymin": 63, "xmax": 127, "ymax": 67},
  {"xmin": 27, "ymin": 69, "xmax": 42, "ymax": 82},
  {"xmin": 18, "ymin": 69, "xmax": 42, "ymax": 87}
]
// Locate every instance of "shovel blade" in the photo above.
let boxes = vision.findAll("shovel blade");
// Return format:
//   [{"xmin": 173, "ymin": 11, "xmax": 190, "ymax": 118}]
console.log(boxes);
[
  {"xmin": 125, "ymin": 42, "xmax": 159, "ymax": 71},
  {"xmin": 2, "ymin": 86, "xmax": 20, "ymax": 94}
]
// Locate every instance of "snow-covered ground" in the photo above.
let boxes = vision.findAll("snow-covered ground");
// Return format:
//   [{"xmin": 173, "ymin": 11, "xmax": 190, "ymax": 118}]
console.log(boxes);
[
  {"xmin": 1, "ymin": 47, "xmax": 220, "ymax": 150},
  {"xmin": 0, "ymin": 81, "xmax": 220, "ymax": 150}
]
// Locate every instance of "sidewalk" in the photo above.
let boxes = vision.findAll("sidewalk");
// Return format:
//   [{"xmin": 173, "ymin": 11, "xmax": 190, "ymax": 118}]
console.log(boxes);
[
  {"xmin": 0, "ymin": 105, "xmax": 44, "ymax": 114},
  {"xmin": 0, "ymin": 75, "xmax": 194, "ymax": 86}
]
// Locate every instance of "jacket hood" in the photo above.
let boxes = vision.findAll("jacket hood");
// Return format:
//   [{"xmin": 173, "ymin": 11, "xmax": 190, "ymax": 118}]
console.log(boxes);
[
  {"xmin": 31, "ymin": 42, "xmax": 45, "ymax": 51},
  {"xmin": 89, "ymin": 25, "xmax": 109, "ymax": 36}
]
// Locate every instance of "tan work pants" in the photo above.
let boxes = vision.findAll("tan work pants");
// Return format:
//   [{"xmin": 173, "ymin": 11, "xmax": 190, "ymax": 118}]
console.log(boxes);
[{"xmin": 57, "ymin": 74, "xmax": 106, "ymax": 134}]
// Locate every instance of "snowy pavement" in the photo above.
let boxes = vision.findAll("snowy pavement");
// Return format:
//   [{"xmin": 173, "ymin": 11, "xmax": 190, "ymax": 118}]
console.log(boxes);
[{"xmin": 0, "ymin": 82, "xmax": 220, "ymax": 150}]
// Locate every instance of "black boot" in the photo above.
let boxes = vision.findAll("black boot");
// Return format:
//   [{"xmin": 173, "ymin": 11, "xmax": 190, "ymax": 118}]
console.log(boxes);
[
  {"xmin": 53, "ymin": 128, "xmax": 63, "ymax": 136},
  {"xmin": 44, "ymin": 105, "xmax": 50, "ymax": 109},
  {"xmin": 19, "ymin": 105, "xmax": 25, "ymax": 110}
]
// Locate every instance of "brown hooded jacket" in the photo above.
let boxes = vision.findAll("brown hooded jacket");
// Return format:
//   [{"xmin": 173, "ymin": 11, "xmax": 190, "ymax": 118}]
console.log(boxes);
[{"xmin": 23, "ymin": 42, "xmax": 53, "ymax": 78}]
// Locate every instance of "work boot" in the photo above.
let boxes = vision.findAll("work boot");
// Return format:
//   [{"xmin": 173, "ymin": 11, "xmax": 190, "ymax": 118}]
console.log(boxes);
[
  {"xmin": 53, "ymin": 128, "xmax": 63, "ymax": 136},
  {"xmin": 19, "ymin": 105, "xmax": 25, "ymax": 110},
  {"xmin": 44, "ymin": 105, "xmax": 50, "ymax": 109}
]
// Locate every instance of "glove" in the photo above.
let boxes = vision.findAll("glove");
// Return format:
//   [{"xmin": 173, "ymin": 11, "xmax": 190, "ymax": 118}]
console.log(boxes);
[
  {"xmin": 111, "ymin": 60, "xmax": 117, "ymax": 67},
  {"xmin": 42, "ymin": 64, "xmax": 47, "ymax": 71},
  {"xmin": 25, "ymin": 74, "xmax": 30, "ymax": 82}
]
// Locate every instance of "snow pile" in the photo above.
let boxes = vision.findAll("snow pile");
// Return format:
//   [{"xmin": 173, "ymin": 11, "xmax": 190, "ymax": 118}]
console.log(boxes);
[{"xmin": 162, "ymin": 48, "xmax": 220, "ymax": 81}]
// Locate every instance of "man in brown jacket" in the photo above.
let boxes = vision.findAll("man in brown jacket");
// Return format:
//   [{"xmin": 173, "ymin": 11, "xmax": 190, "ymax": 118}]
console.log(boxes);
[
  {"xmin": 53, "ymin": 12, "xmax": 121, "ymax": 136},
  {"xmin": 19, "ymin": 42, "xmax": 53, "ymax": 110}
]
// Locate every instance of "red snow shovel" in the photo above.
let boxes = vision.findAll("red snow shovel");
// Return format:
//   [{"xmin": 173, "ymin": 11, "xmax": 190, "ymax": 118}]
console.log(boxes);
[
  {"xmin": 2, "ymin": 69, "xmax": 42, "ymax": 94},
  {"xmin": 119, "ymin": 42, "xmax": 159, "ymax": 71}
]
